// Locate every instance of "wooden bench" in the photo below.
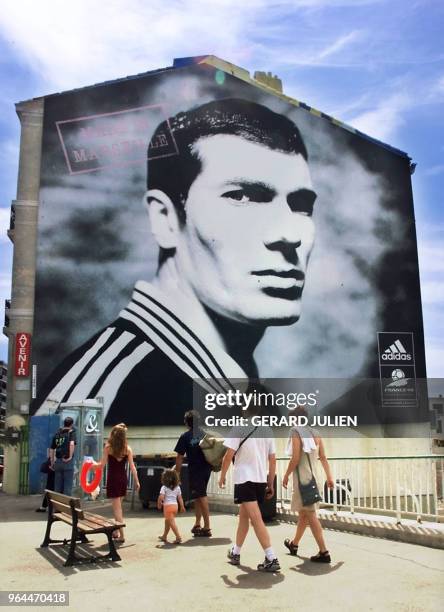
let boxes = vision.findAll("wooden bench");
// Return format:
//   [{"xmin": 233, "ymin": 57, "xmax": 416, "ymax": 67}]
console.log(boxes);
[{"xmin": 40, "ymin": 490, "xmax": 125, "ymax": 567}]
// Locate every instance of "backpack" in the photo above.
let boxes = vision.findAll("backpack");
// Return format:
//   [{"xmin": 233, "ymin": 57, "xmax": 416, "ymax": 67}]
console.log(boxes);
[
  {"xmin": 53, "ymin": 428, "xmax": 70, "ymax": 459},
  {"xmin": 199, "ymin": 433, "xmax": 226, "ymax": 472}
]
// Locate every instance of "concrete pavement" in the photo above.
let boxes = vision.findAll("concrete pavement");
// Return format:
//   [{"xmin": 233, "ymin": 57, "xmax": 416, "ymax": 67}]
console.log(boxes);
[{"xmin": 1, "ymin": 493, "xmax": 443, "ymax": 612}]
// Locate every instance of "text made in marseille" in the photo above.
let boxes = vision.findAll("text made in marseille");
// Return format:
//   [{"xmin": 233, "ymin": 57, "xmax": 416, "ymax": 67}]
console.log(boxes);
[{"xmin": 204, "ymin": 415, "xmax": 358, "ymax": 428}]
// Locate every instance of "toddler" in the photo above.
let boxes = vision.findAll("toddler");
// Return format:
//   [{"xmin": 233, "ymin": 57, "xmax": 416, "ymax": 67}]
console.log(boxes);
[{"xmin": 157, "ymin": 468, "xmax": 185, "ymax": 544}]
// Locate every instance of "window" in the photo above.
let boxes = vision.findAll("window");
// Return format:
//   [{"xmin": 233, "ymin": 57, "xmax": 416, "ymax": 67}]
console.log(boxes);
[{"xmin": 432, "ymin": 403, "xmax": 444, "ymax": 415}]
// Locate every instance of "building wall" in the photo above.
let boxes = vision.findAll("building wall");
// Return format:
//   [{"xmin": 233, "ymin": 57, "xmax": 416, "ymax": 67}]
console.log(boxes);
[
  {"xmin": 3, "ymin": 98, "xmax": 43, "ymax": 494},
  {"xmin": 4, "ymin": 58, "xmax": 431, "ymax": 493}
]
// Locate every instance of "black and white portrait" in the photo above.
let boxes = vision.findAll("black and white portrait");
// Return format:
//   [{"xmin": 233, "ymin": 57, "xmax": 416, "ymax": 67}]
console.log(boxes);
[{"xmin": 31, "ymin": 63, "xmax": 426, "ymax": 427}]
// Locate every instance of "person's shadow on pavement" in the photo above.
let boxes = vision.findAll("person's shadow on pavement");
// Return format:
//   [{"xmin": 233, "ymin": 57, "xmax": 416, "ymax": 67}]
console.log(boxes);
[
  {"xmin": 289, "ymin": 555, "xmax": 344, "ymax": 576},
  {"xmin": 180, "ymin": 537, "xmax": 232, "ymax": 547},
  {"xmin": 221, "ymin": 564, "xmax": 285, "ymax": 589}
]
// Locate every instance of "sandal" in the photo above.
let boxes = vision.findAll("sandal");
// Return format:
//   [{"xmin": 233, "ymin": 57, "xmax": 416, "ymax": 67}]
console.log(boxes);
[
  {"xmin": 310, "ymin": 550, "xmax": 331, "ymax": 563},
  {"xmin": 191, "ymin": 525, "xmax": 202, "ymax": 535},
  {"xmin": 195, "ymin": 528, "xmax": 212, "ymax": 537},
  {"xmin": 158, "ymin": 536, "xmax": 167, "ymax": 543},
  {"xmin": 284, "ymin": 538, "xmax": 298, "ymax": 556},
  {"xmin": 174, "ymin": 539, "xmax": 182, "ymax": 544}
]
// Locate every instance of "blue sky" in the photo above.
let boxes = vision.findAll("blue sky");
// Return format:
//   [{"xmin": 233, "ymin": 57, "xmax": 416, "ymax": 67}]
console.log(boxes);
[{"xmin": 0, "ymin": 0, "xmax": 442, "ymax": 377}]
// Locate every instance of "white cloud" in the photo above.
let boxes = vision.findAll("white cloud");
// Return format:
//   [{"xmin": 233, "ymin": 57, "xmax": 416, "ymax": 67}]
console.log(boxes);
[
  {"xmin": 424, "ymin": 164, "xmax": 444, "ymax": 177},
  {"xmin": 0, "ymin": 1, "xmax": 247, "ymax": 90},
  {"xmin": 0, "ymin": 267, "xmax": 11, "ymax": 362},
  {"xmin": 434, "ymin": 74, "xmax": 444, "ymax": 93},
  {"xmin": 424, "ymin": 343, "xmax": 444, "ymax": 379},
  {"xmin": 316, "ymin": 31, "xmax": 363, "ymax": 60},
  {"xmin": 0, "ymin": 1, "xmax": 387, "ymax": 94},
  {"xmin": 421, "ymin": 281, "xmax": 444, "ymax": 305},
  {"xmin": 0, "ymin": 207, "xmax": 11, "ymax": 243},
  {"xmin": 349, "ymin": 93, "xmax": 409, "ymax": 141},
  {"xmin": 0, "ymin": 269, "xmax": 11, "ymax": 292},
  {"xmin": 416, "ymin": 223, "xmax": 444, "ymax": 378},
  {"xmin": 0, "ymin": 208, "xmax": 13, "ymax": 361},
  {"xmin": 418, "ymin": 244, "xmax": 444, "ymax": 274}
]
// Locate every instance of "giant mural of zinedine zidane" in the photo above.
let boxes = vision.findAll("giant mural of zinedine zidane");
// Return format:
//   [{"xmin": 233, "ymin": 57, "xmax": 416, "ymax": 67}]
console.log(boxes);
[{"xmin": 31, "ymin": 60, "xmax": 427, "ymax": 428}]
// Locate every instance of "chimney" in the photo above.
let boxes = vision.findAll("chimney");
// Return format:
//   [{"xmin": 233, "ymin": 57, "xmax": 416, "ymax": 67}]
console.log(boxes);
[{"xmin": 253, "ymin": 71, "xmax": 283, "ymax": 94}]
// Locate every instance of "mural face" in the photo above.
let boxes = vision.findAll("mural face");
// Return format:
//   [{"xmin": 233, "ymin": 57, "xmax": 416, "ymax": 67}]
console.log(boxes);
[
  {"xmin": 171, "ymin": 137, "xmax": 315, "ymax": 325},
  {"xmin": 30, "ymin": 63, "xmax": 427, "ymax": 430}
]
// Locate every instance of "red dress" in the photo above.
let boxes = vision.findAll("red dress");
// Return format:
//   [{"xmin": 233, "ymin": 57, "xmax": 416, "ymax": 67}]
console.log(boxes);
[{"xmin": 106, "ymin": 454, "xmax": 128, "ymax": 498}]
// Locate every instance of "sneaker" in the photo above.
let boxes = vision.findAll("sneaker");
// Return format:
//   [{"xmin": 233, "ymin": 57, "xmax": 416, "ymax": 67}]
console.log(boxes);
[
  {"xmin": 227, "ymin": 548, "xmax": 240, "ymax": 566},
  {"xmin": 310, "ymin": 550, "xmax": 331, "ymax": 563},
  {"xmin": 35, "ymin": 507, "xmax": 47, "ymax": 513},
  {"xmin": 257, "ymin": 557, "xmax": 281, "ymax": 572}
]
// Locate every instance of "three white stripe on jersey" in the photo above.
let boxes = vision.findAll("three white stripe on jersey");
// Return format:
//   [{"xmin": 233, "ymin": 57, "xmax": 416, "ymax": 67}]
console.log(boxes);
[{"xmin": 37, "ymin": 288, "xmax": 234, "ymax": 419}]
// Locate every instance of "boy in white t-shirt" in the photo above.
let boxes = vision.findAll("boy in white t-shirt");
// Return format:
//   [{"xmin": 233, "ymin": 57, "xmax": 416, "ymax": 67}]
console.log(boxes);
[
  {"xmin": 157, "ymin": 469, "xmax": 185, "ymax": 544},
  {"xmin": 219, "ymin": 425, "xmax": 280, "ymax": 572}
]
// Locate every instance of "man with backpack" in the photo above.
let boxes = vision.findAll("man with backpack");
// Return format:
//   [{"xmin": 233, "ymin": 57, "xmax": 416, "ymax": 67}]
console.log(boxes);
[
  {"xmin": 219, "ymin": 424, "xmax": 280, "ymax": 572},
  {"xmin": 49, "ymin": 416, "xmax": 77, "ymax": 495},
  {"xmin": 174, "ymin": 410, "xmax": 212, "ymax": 537}
]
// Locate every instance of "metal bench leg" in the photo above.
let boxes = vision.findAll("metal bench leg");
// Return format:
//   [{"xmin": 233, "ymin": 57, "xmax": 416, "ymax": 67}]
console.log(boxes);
[
  {"xmin": 64, "ymin": 526, "xmax": 78, "ymax": 567},
  {"xmin": 41, "ymin": 498, "xmax": 56, "ymax": 547},
  {"xmin": 41, "ymin": 517, "xmax": 54, "ymax": 547},
  {"xmin": 106, "ymin": 531, "xmax": 121, "ymax": 562}
]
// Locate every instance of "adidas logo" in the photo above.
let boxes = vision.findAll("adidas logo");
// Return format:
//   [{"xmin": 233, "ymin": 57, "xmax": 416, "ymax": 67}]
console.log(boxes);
[{"xmin": 381, "ymin": 339, "xmax": 412, "ymax": 361}]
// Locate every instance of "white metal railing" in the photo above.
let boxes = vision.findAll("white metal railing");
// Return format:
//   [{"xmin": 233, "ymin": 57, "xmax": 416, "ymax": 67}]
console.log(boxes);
[{"xmin": 208, "ymin": 455, "xmax": 444, "ymax": 524}]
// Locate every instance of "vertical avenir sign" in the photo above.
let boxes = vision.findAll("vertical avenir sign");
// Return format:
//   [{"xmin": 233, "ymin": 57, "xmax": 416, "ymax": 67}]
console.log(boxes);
[{"xmin": 15, "ymin": 333, "xmax": 31, "ymax": 377}]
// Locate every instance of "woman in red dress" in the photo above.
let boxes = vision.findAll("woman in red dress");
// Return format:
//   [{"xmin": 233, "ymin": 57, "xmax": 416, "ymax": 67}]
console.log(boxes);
[{"xmin": 95, "ymin": 423, "xmax": 140, "ymax": 543}]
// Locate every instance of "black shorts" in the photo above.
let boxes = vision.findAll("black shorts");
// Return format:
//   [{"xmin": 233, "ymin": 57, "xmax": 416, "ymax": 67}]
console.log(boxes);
[
  {"xmin": 234, "ymin": 481, "xmax": 267, "ymax": 504},
  {"xmin": 189, "ymin": 467, "xmax": 212, "ymax": 500}
]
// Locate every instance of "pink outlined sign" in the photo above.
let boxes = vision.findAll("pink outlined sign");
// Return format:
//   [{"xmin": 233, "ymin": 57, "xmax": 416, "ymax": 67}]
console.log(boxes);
[{"xmin": 56, "ymin": 104, "xmax": 179, "ymax": 175}]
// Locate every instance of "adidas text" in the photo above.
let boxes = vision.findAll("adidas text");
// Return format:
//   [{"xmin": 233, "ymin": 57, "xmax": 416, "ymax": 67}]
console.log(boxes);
[{"xmin": 382, "ymin": 353, "xmax": 412, "ymax": 361}]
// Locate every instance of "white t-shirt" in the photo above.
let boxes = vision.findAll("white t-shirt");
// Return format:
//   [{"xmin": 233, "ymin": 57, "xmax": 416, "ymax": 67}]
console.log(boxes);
[
  {"xmin": 160, "ymin": 485, "xmax": 181, "ymax": 506},
  {"xmin": 224, "ymin": 431, "xmax": 276, "ymax": 485}
]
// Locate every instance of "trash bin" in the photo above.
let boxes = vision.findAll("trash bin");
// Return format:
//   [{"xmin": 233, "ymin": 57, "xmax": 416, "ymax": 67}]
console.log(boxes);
[
  {"xmin": 258, "ymin": 475, "xmax": 277, "ymax": 522},
  {"xmin": 135, "ymin": 454, "xmax": 190, "ymax": 509}
]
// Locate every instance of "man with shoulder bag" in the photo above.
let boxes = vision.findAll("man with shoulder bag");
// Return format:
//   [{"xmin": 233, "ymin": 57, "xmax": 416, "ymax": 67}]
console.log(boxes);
[{"xmin": 219, "ymin": 416, "xmax": 280, "ymax": 572}]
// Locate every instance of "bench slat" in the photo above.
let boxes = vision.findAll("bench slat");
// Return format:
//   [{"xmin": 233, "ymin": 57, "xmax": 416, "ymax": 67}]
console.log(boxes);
[
  {"xmin": 53, "ymin": 512, "xmax": 93, "ymax": 532},
  {"xmin": 84, "ymin": 515, "xmax": 125, "ymax": 529},
  {"xmin": 53, "ymin": 513, "xmax": 124, "ymax": 533},
  {"xmin": 82, "ymin": 518, "xmax": 122, "ymax": 532},
  {"xmin": 53, "ymin": 512, "xmax": 125, "ymax": 533},
  {"xmin": 53, "ymin": 512, "xmax": 95, "ymax": 532},
  {"xmin": 45, "ymin": 490, "xmax": 81, "ymax": 508},
  {"xmin": 51, "ymin": 500, "xmax": 72, "ymax": 514},
  {"xmin": 83, "ymin": 512, "xmax": 119, "ymax": 529}
]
